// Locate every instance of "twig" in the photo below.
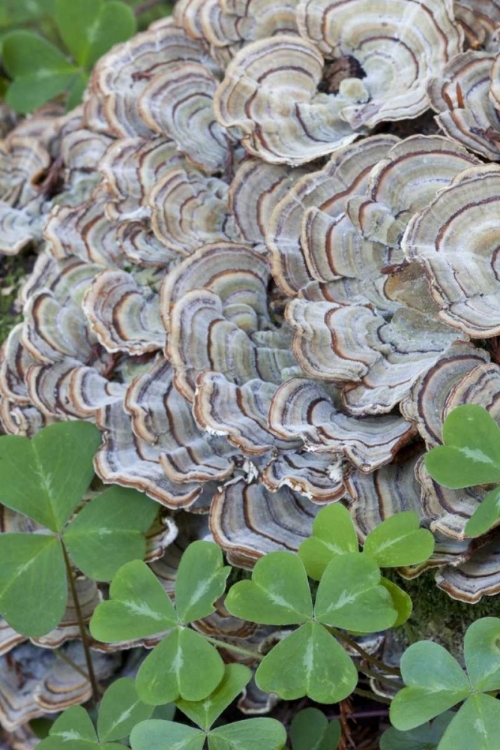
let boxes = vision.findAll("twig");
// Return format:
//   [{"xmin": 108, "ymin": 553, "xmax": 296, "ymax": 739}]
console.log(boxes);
[
  {"xmin": 54, "ymin": 648, "xmax": 104, "ymax": 695},
  {"xmin": 329, "ymin": 628, "xmax": 401, "ymax": 677},
  {"xmin": 61, "ymin": 541, "xmax": 100, "ymax": 705},
  {"xmin": 353, "ymin": 688, "xmax": 392, "ymax": 705},
  {"xmin": 204, "ymin": 635, "xmax": 264, "ymax": 661},
  {"xmin": 326, "ymin": 709, "xmax": 389, "ymax": 720}
]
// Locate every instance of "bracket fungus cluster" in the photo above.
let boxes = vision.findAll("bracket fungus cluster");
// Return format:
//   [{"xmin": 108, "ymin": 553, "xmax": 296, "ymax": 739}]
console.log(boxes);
[{"xmin": 4, "ymin": 0, "xmax": 500, "ymax": 741}]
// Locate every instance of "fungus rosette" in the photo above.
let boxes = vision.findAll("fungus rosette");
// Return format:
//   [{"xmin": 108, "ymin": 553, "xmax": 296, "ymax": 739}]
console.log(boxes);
[{"xmin": 4, "ymin": 0, "xmax": 500, "ymax": 738}]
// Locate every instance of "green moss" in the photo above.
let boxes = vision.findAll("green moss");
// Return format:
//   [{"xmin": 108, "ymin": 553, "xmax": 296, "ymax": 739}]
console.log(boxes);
[
  {"xmin": 0, "ymin": 252, "xmax": 34, "ymax": 344},
  {"xmin": 389, "ymin": 570, "xmax": 500, "ymax": 658}
]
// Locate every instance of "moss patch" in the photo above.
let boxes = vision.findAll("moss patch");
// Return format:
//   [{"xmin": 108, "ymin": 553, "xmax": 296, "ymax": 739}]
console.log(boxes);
[
  {"xmin": 0, "ymin": 252, "xmax": 35, "ymax": 344},
  {"xmin": 390, "ymin": 570, "xmax": 500, "ymax": 658}
]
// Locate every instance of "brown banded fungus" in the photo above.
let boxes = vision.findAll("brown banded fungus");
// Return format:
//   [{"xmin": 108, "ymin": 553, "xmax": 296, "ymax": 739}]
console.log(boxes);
[{"xmin": 6, "ymin": 0, "xmax": 500, "ymax": 729}]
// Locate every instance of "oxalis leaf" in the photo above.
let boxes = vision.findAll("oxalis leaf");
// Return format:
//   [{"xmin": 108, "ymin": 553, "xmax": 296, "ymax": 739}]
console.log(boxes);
[
  {"xmin": 90, "ymin": 560, "xmax": 178, "ymax": 643},
  {"xmin": 225, "ymin": 551, "xmax": 313, "ymax": 625},
  {"xmin": 130, "ymin": 720, "xmax": 205, "ymax": 750},
  {"xmin": 463, "ymin": 617, "xmax": 500, "ymax": 692},
  {"xmin": 390, "ymin": 618, "xmax": 500, "ymax": 750},
  {"xmin": 136, "ymin": 627, "xmax": 225, "ymax": 705},
  {"xmin": 0, "ymin": 534, "xmax": 66, "ymax": 637},
  {"xmin": 255, "ymin": 621, "xmax": 357, "ymax": 703},
  {"xmin": 425, "ymin": 405, "xmax": 500, "ymax": 489},
  {"xmin": 363, "ymin": 512, "xmax": 434, "ymax": 568},
  {"xmin": 38, "ymin": 680, "xmax": 152, "ymax": 749},
  {"xmin": 174, "ymin": 540, "xmax": 231, "ymax": 623},
  {"xmin": 130, "ymin": 718, "xmax": 286, "ymax": 750},
  {"xmin": 290, "ymin": 707, "xmax": 341, "ymax": 750},
  {"xmin": 297, "ymin": 505, "xmax": 433, "ymax": 580},
  {"xmin": 298, "ymin": 504, "xmax": 358, "ymax": 580},
  {"xmin": 464, "ymin": 487, "xmax": 500, "ymax": 537},
  {"xmin": 55, "ymin": 0, "xmax": 136, "ymax": 69},
  {"xmin": 0, "ymin": 421, "xmax": 101, "ymax": 532},
  {"xmin": 208, "ymin": 719, "xmax": 286, "ymax": 750},
  {"xmin": 314, "ymin": 553, "xmax": 397, "ymax": 633},
  {"xmin": 380, "ymin": 579, "xmax": 412, "ymax": 628},
  {"xmin": 2, "ymin": 30, "xmax": 78, "ymax": 113},
  {"xmin": 390, "ymin": 641, "xmax": 470, "ymax": 731},
  {"xmin": 97, "ymin": 678, "xmax": 153, "ymax": 743},
  {"xmin": 175, "ymin": 664, "xmax": 252, "ymax": 731},
  {"xmin": 437, "ymin": 694, "xmax": 500, "ymax": 750},
  {"xmin": 63, "ymin": 485, "xmax": 158, "ymax": 581},
  {"xmin": 36, "ymin": 705, "xmax": 123, "ymax": 749},
  {"xmin": 380, "ymin": 712, "xmax": 454, "ymax": 750}
]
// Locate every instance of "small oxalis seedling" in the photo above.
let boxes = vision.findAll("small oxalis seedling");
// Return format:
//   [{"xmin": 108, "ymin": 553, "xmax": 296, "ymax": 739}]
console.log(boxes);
[
  {"xmin": 0, "ymin": 420, "xmax": 158, "ymax": 699},
  {"xmin": 2, "ymin": 0, "xmax": 136, "ymax": 112},
  {"xmin": 425, "ymin": 404, "xmax": 500, "ymax": 537}
]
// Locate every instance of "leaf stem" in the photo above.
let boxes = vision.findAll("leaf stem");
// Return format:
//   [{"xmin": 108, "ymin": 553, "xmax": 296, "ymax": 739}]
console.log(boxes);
[
  {"xmin": 329, "ymin": 628, "xmax": 402, "ymax": 677},
  {"xmin": 357, "ymin": 664, "xmax": 403, "ymax": 688},
  {"xmin": 54, "ymin": 648, "xmax": 104, "ymax": 695},
  {"xmin": 353, "ymin": 688, "xmax": 392, "ymax": 705},
  {"xmin": 61, "ymin": 540, "xmax": 100, "ymax": 705},
  {"xmin": 203, "ymin": 635, "xmax": 264, "ymax": 661}
]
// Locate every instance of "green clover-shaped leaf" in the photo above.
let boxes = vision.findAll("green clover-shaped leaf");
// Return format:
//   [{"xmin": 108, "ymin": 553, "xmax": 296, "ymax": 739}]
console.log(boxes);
[
  {"xmin": 315, "ymin": 553, "xmax": 397, "ymax": 632},
  {"xmin": 92, "ymin": 543, "xmax": 229, "ymax": 706},
  {"xmin": 391, "ymin": 618, "xmax": 500, "ymax": 746},
  {"xmin": 174, "ymin": 541, "xmax": 231, "ymax": 623},
  {"xmin": 437, "ymin": 694, "xmax": 500, "ymax": 750},
  {"xmin": 208, "ymin": 719, "xmax": 286, "ymax": 749},
  {"xmin": 464, "ymin": 487, "xmax": 500, "ymax": 538},
  {"xmin": 136, "ymin": 627, "xmax": 225, "ymax": 705},
  {"xmin": 0, "ymin": 421, "xmax": 101, "ymax": 532},
  {"xmin": 380, "ymin": 712, "xmax": 454, "ymax": 750},
  {"xmin": 130, "ymin": 720, "xmax": 204, "ymax": 750},
  {"xmin": 175, "ymin": 664, "xmax": 252, "ymax": 731},
  {"xmin": 463, "ymin": 618, "xmax": 500, "ymax": 692},
  {"xmin": 0, "ymin": 534, "xmax": 66, "ymax": 637},
  {"xmin": 2, "ymin": 30, "xmax": 79, "ymax": 113},
  {"xmin": 97, "ymin": 678, "xmax": 153, "ymax": 743},
  {"xmin": 255, "ymin": 622, "xmax": 357, "ymax": 703},
  {"xmin": 425, "ymin": 405, "xmax": 500, "ymax": 489},
  {"xmin": 298, "ymin": 504, "xmax": 358, "ymax": 580},
  {"xmin": 290, "ymin": 707, "xmax": 341, "ymax": 750},
  {"xmin": 36, "ymin": 705, "xmax": 123, "ymax": 749},
  {"xmin": 130, "ymin": 717, "xmax": 286, "ymax": 750},
  {"xmin": 55, "ymin": 0, "xmax": 136, "ymax": 69},
  {"xmin": 380, "ymin": 579, "xmax": 412, "ymax": 627},
  {"xmin": 363, "ymin": 512, "xmax": 434, "ymax": 568},
  {"xmin": 391, "ymin": 641, "xmax": 470, "ymax": 731},
  {"xmin": 90, "ymin": 560, "xmax": 178, "ymax": 643},
  {"xmin": 224, "ymin": 552, "xmax": 313, "ymax": 625},
  {"xmin": 63, "ymin": 486, "xmax": 158, "ymax": 582},
  {"xmin": 0, "ymin": 423, "xmax": 157, "ymax": 638}
]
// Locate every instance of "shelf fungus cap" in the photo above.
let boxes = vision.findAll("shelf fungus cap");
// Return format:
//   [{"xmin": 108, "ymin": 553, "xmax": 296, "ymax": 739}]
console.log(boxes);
[
  {"xmin": 175, "ymin": 0, "xmax": 300, "ymax": 55},
  {"xmin": 297, "ymin": 0, "xmax": 462, "ymax": 129},
  {"xmin": 286, "ymin": 296, "xmax": 463, "ymax": 414},
  {"xmin": 427, "ymin": 51, "xmax": 500, "ymax": 160},
  {"xmin": 346, "ymin": 135, "xmax": 480, "ymax": 248},
  {"xmin": 268, "ymin": 378, "xmax": 414, "ymax": 471},
  {"xmin": 403, "ymin": 164, "xmax": 500, "ymax": 337},
  {"xmin": 210, "ymin": 479, "xmax": 319, "ymax": 567},
  {"xmin": 214, "ymin": 35, "xmax": 363, "ymax": 165},
  {"xmin": 454, "ymin": 0, "xmax": 500, "ymax": 49}
]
